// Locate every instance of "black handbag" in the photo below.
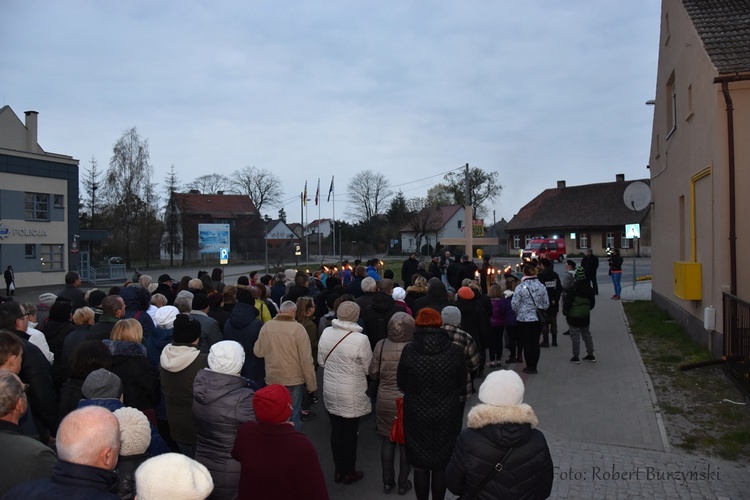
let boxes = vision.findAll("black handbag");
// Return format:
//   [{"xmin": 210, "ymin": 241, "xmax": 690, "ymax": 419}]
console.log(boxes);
[
  {"xmin": 526, "ymin": 286, "xmax": 548, "ymax": 323},
  {"xmin": 366, "ymin": 340, "xmax": 385, "ymax": 397}
]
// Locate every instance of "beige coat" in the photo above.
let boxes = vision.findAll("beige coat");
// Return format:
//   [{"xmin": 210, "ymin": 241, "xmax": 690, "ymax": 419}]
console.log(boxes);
[{"xmin": 253, "ymin": 315, "xmax": 317, "ymax": 392}]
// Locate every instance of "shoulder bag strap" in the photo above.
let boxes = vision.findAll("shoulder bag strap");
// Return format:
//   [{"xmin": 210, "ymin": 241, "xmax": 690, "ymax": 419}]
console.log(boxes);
[
  {"xmin": 323, "ymin": 330, "xmax": 353, "ymax": 365},
  {"xmin": 464, "ymin": 447, "xmax": 514, "ymax": 500},
  {"xmin": 525, "ymin": 285, "xmax": 538, "ymax": 308}
]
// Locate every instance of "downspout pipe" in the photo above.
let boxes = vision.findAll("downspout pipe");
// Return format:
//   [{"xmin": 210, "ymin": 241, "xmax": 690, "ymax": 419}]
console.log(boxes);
[{"xmin": 713, "ymin": 75, "xmax": 750, "ymax": 296}]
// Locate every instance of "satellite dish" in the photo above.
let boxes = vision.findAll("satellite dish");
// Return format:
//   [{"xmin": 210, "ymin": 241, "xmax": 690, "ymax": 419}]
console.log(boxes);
[{"xmin": 623, "ymin": 181, "xmax": 652, "ymax": 212}]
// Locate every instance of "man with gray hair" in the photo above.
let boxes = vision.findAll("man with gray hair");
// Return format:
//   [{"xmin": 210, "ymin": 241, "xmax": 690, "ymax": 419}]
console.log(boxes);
[
  {"xmin": 3, "ymin": 405, "xmax": 120, "ymax": 499},
  {"xmin": 0, "ymin": 370, "xmax": 57, "ymax": 495},
  {"xmin": 253, "ymin": 301, "xmax": 317, "ymax": 431}
]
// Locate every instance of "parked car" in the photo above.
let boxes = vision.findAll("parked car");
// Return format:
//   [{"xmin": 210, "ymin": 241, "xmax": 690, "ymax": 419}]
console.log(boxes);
[{"xmin": 520, "ymin": 238, "xmax": 567, "ymax": 263}]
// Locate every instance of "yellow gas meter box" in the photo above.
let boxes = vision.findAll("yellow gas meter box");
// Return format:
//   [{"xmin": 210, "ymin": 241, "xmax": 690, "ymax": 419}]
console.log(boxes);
[{"xmin": 673, "ymin": 262, "xmax": 702, "ymax": 300}]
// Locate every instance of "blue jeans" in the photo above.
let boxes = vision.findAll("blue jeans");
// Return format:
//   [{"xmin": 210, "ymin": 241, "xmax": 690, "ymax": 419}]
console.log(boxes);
[
  {"xmin": 287, "ymin": 384, "xmax": 306, "ymax": 431},
  {"xmin": 611, "ymin": 272, "xmax": 622, "ymax": 297}
]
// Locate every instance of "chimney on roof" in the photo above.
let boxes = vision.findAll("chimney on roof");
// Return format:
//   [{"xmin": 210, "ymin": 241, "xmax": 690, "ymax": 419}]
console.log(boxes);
[
  {"xmin": 616, "ymin": 174, "xmax": 625, "ymax": 182},
  {"xmin": 189, "ymin": 189, "xmax": 200, "ymax": 194},
  {"xmin": 24, "ymin": 110, "xmax": 39, "ymax": 153},
  {"xmin": 217, "ymin": 191, "xmax": 224, "ymax": 195},
  {"xmin": 557, "ymin": 180, "xmax": 566, "ymax": 189}
]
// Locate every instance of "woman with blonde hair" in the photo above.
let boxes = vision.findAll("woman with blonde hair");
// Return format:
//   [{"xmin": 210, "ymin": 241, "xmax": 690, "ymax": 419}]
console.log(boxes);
[
  {"xmin": 404, "ymin": 275, "xmax": 428, "ymax": 312},
  {"xmin": 105, "ymin": 318, "xmax": 160, "ymax": 421}
]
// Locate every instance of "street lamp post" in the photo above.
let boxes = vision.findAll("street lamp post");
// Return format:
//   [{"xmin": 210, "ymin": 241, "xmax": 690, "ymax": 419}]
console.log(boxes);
[{"xmin": 263, "ymin": 215, "xmax": 271, "ymax": 275}]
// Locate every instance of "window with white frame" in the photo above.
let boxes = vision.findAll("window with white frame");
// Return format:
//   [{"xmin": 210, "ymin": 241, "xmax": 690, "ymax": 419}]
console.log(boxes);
[
  {"xmin": 621, "ymin": 232, "xmax": 630, "ymax": 249},
  {"xmin": 513, "ymin": 235, "xmax": 520, "ymax": 249},
  {"xmin": 579, "ymin": 233, "xmax": 588, "ymax": 249},
  {"xmin": 606, "ymin": 232, "xmax": 615, "ymax": 249},
  {"xmin": 525, "ymin": 235, "xmax": 533, "ymax": 246},
  {"xmin": 25, "ymin": 192, "xmax": 49, "ymax": 221},
  {"xmin": 40, "ymin": 244, "xmax": 64, "ymax": 271}
]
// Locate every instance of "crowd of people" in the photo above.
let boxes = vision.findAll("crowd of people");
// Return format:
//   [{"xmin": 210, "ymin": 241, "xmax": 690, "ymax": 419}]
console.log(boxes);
[{"xmin": 0, "ymin": 250, "xmax": 615, "ymax": 499}]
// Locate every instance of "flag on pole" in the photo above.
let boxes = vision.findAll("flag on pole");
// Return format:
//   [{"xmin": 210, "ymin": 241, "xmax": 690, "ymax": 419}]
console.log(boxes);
[
  {"xmin": 327, "ymin": 176, "xmax": 334, "ymax": 202},
  {"xmin": 303, "ymin": 181, "xmax": 307, "ymax": 206},
  {"xmin": 315, "ymin": 178, "xmax": 320, "ymax": 206}
]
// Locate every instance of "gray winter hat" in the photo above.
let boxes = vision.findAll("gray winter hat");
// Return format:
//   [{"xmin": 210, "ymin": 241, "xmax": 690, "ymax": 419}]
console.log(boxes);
[
  {"xmin": 82, "ymin": 368, "xmax": 123, "ymax": 399},
  {"xmin": 441, "ymin": 306, "xmax": 462, "ymax": 326},
  {"xmin": 337, "ymin": 301, "xmax": 360, "ymax": 323}
]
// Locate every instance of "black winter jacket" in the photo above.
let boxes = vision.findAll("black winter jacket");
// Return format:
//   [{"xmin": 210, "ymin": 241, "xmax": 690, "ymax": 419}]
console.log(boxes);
[
  {"xmin": 562, "ymin": 279, "xmax": 596, "ymax": 327},
  {"xmin": 446, "ymin": 403, "xmax": 553, "ymax": 499},
  {"xmin": 537, "ymin": 268, "xmax": 562, "ymax": 313},
  {"xmin": 43, "ymin": 318, "xmax": 76, "ymax": 391},
  {"xmin": 397, "ymin": 327, "xmax": 465, "ymax": 469},
  {"xmin": 104, "ymin": 340, "xmax": 160, "ymax": 411},
  {"xmin": 222, "ymin": 302, "xmax": 265, "ymax": 386},
  {"xmin": 3, "ymin": 459, "xmax": 119, "ymax": 499},
  {"xmin": 193, "ymin": 369, "xmax": 255, "ymax": 499},
  {"xmin": 455, "ymin": 297, "xmax": 490, "ymax": 350},
  {"xmin": 412, "ymin": 281, "xmax": 450, "ymax": 317},
  {"xmin": 361, "ymin": 292, "xmax": 401, "ymax": 350},
  {"xmin": 12, "ymin": 329, "xmax": 59, "ymax": 436}
]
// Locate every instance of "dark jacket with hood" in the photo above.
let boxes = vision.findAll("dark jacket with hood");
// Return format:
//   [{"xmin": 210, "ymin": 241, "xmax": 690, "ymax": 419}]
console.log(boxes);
[
  {"xmin": 412, "ymin": 280, "xmax": 450, "ymax": 317},
  {"xmin": 154, "ymin": 283, "xmax": 176, "ymax": 305},
  {"xmin": 455, "ymin": 296, "xmax": 491, "ymax": 351},
  {"xmin": 562, "ymin": 279, "xmax": 596, "ymax": 327},
  {"xmin": 192, "ymin": 369, "xmax": 255, "ymax": 499},
  {"xmin": 119, "ymin": 286, "xmax": 156, "ymax": 340},
  {"xmin": 397, "ymin": 327, "xmax": 465, "ymax": 469},
  {"xmin": 2, "ymin": 459, "xmax": 119, "ymax": 499},
  {"xmin": 222, "ymin": 301, "xmax": 265, "ymax": 386},
  {"xmin": 11, "ymin": 329, "xmax": 59, "ymax": 436},
  {"xmin": 43, "ymin": 318, "xmax": 76, "ymax": 391},
  {"xmin": 536, "ymin": 267, "xmax": 562, "ymax": 314},
  {"xmin": 103, "ymin": 340, "xmax": 159, "ymax": 411},
  {"xmin": 361, "ymin": 291, "xmax": 402, "ymax": 350},
  {"xmin": 446, "ymin": 402, "xmax": 554, "ymax": 500}
]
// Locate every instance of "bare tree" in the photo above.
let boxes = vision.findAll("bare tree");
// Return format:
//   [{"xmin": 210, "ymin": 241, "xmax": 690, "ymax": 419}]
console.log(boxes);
[
  {"xmin": 444, "ymin": 167, "xmax": 502, "ymax": 217},
  {"xmin": 233, "ymin": 166, "xmax": 283, "ymax": 212},
  {"xmin": 405, "ymin": 197, "xmax": 443, "ymax": 256},
  {"xmin": 105, "ymin": 127, "xmax": 154, "ymax": 268},
  {"xmin": 186, "ymin": 174, "xmax": 233, "ymax": 194},
  {"xmin": 346, "ymin": 170, "xmax": 394, "ymax": 223}
]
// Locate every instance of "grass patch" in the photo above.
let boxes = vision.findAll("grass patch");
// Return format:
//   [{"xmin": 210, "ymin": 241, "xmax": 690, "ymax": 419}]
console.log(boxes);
[{"xmin": 624, "ymin": 301, "xmax": 750, "ymax": 462}]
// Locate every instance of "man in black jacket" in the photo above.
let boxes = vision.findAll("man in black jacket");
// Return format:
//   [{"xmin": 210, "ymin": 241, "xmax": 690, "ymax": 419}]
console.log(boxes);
[
  {"xmin": 581, "ymin": 249, "xmax": 600, "ymax": 295},
  {"xmin": 401, "ymin": 253, "xmax": 419, "ymax": 287},
  {"xmin": 0, "ymin": 301, "xmax": 59, "ymax": 439},
  {"xmin": 537, "ymin": 258, "xmax": 562, "ymax": 347}
]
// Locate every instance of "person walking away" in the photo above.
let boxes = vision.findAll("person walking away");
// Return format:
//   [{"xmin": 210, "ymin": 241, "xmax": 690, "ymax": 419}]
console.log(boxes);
[
  {"xmin": 511, "ymin": 264, "xmax": 549, "ymax": 375},
  {"xmin": 581, "ymin": 249, "xmax": 599, "ymax": 295},
  {"xmin": 397, "ymin": 308, "xmax": 465, "ymax": 500},
  {"xmin": 563, "ymin": 267, "xmax": 596, "ymax": 364},
  {"xmin": 369, "ymin": 312, "xmax": 415, "ymax": 495},
  {"xmin": 608, "ymin": 248, "xmax": 623, "ymax": 299},
  {"xmin": 446, "ymin": 370, "xmax": 554, "ymax": 499}
]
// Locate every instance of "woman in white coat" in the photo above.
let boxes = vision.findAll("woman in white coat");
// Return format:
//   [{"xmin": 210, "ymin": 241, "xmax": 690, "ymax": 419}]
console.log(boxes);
[{"xmin": 317, "ymin": 300, "xmax": 373, "ymax": 485}]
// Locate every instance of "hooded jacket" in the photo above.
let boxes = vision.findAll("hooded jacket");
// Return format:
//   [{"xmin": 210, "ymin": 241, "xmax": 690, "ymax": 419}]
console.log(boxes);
[
  {"xmin": 361, "ymin": 292, "xmax": 402, "ymax": 350},
  {"xmin": 222, "ymin": 301, "xmax": 265, "ymax": 386},
  {"xmin": 119, "ymin": 286, "xmax": 155, "ymax": 341},
  {"xmin": 369, "ymin": 317, "xmax": 413, "ymax": 436},
  {"xmin": 104, "ymin": 340, "xmax": 159, "ymax": 411},
  {"xmin": 446, "ymin": 403, "xmax": 554, "ymax": 499},
  {"xmin": 192, "ymin": 369, "xmax": 255, "ymax": 499},
  {"xmin": 412, "ymin": 280, "xmax": 450, "ymax": 317},
  {"xmin": 318, "ymin": 319, "xmax": 372, "ymax": 419},
  {"xmin": 397, "ymin": 327, "xmax": 465, "ymax": 469},
  {"xmin": 159, "ymin": 344, "xmax": 208, "ymax": 444}
]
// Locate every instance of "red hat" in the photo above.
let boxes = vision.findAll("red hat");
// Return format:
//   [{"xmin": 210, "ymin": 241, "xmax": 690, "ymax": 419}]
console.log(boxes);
[
  {"xmin": 458, "ymin": 286, "xmax": 475, "ymax": 300},
  {"xmin": 253, "ymin": 384, "xmax": 293, "ymax": 424}
]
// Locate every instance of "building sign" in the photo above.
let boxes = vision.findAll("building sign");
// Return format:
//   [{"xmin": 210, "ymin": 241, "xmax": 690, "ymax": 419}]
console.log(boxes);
[
  {"xmin": 472, "ymin": 219, "xmax": 485, "ymax": 238},
  {"xmin": 220, "ymin": 247, "xmax": 229, "ymax": 265},
  {"xmin": 198, "ymin": 224, "xmax": 231, "ymax": 253},
  {"xmin": 625, "ymin": 223, "xmax": 641, "ymax": 239}
]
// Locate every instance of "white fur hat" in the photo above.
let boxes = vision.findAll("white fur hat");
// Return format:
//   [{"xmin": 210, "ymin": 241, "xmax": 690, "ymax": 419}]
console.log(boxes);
[
  {"xmin": 392, "ymin": 287, "xmax": 406, "ymax": 301},
  {"xmin": 208, "ymin": 340, "xmax": 245, "ymax": 375},
  {"xmin": 154, "ymin": 305, "xmax": 179, "ymax": 329},
  {"xmin": 136, "ymin": 453, "xmax": 214, "ymax": 500},
  {"xmin": 478, "ymin": 369, "xmax": 525, "ymax": 407},
  {"xmin": 113, "ymin": 407, "xmax": 151, "ymax": 456}
]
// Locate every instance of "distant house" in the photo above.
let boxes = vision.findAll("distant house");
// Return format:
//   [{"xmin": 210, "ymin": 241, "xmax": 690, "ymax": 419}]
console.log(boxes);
[
  {"xmin": 161, "ymin": 191, "xmax": 262, "ymax": 263},
  {"xmin": 287, "ymin": 222, "xmax": 303, "ymax": 239},
  {"xmin": 648, "ymin": 0, "xmax": 750, "ymax": 360},
  {"xmin": 505, "ymin": 175, "xmax": 652, "ymax": 258},
  {"xmin": 0, "ymin": 106, "xmax": 81, "ymax": 286},
  {"xmin": 306, "ymin": 218, "xmax": 332, "ymax": 238},
  {"xmin": 399, "ymin": 204, "xmax": 466, "ymax": 255},
  {"xmin": 265, "ymin": 219, "xmax": 300, "ymax": 247}
]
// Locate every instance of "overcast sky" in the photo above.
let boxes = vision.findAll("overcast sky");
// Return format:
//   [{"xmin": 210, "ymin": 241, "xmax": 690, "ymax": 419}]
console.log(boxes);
[{"xmin": 1, "ymin": 1, "xmax": 660, "ymax": 224}]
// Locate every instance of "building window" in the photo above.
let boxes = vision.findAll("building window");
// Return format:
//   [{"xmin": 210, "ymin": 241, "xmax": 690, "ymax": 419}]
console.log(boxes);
[
  {"xmin": 25, "ymin": 244, "xmax": 36, "ymax": 258},
  {"xmin": 621, "ymin": 232, "xmax": 630, "ymax": 249},
  {"xmin": 606, "ymin": 232, "xmax": 615, "ymax": 249},
  {"xmin": 40, "ymin": 244, "xmax": 64, "ymax": 271},
  {"xmin": 666, "ymin": 72, "xmax": 676, "ymax": 139},
  {"xmin": 525, "ymin": 235, "xmax": 533, "ymax": 247},
  {"xmin": 457, "ymin": 220, "xmax": 463, "ymax": 229},
  {"xmin": 53, "ymin": 194, "xmax": 65, "ymax": 208},
  {"xmin": 25, "ymin": 192, "xmax": 49, "ymax": 221},
  {"xmin": 579, "ymin": 233, "xmax": 588, "ymax": 249},
  {"xmin": 513, "ymin": 235, "xmax": 520, "ymax": 249}
]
